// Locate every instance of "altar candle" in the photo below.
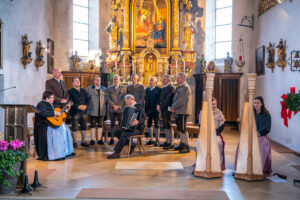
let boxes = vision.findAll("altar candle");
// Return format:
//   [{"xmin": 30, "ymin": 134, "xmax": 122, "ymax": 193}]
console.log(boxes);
[
  {"xmin": 290, "ymin": 86, "xmax": 296, "ymax": 95},
  {"xmin": 123, "ymin": 59, "xmax": 125, "ymax": 76},
  {"xmin": 239, "ymin": 56, "xmax": 242, "ymax": 61},
  {"xmin": 114, "ymin": 60, "xmax": 117, "ymax": 72},
  {"xmin": 184, "ymin": 61, "xmax": 186, "ymax": 73},
  {"xmin": 175, "ymin": 60, "xmax": 178, "ymax": 75}
]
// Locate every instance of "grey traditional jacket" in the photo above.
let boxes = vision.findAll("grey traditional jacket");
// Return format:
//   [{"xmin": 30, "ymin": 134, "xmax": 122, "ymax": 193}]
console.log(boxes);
[
  {"xmin": 107, "ymin": 85, "xmax": 126, "ymax": 113},
  {"xmin": 86, "ymin": 84, "xmax": 107, "ymax": 117},
  {"xmin": 171, "ymin": 82, "xmax": 192, "ymax": 115}
]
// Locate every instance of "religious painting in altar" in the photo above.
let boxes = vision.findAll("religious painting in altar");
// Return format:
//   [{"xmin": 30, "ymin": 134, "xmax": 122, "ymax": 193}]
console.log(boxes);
[{"xmin": 134, "ymin": 0, "xmax": 168, "ymax": 49}]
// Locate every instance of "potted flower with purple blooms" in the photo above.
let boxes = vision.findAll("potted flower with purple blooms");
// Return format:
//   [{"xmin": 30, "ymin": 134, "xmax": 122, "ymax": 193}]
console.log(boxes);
[{"xmin": 0, "ymin": 137, "xmax": 28, "ymax": 194}]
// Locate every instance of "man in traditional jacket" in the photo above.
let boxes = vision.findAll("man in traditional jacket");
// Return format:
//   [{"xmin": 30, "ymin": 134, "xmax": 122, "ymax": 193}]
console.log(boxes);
[
  {"xmin": 145, "ymin": 77, "xmax": 161, "ymax": 146},
  {"xmin": 86, "ymin": 76, "xmax": 107, "ymax": 145},
  {"xmin": 45, "ymin": 68, "xmax": 68, "ymax": 107},
  {"xmin": 169, "ymin": 72, "xmax": 191, "ymax": 153},
  {"xmin": 126, "ymin": 74, "xmax": 145, "ymax": 106},
  {"xmin": 107, "ymin": 75, "xmax": 126, "ymax": 145},
  {"xmin": 68, "ymin": 77, "xmax": 89, "ymax": 148},
  {"xmin": 157, "ymin": 75, "xmax": 175, "ymax": 149}
]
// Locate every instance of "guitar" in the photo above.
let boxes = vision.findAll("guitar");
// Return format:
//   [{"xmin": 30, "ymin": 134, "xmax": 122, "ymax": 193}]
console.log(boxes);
[{"xmin": 47, "ymin": 101, "xmax": 73, "ymax": 128}]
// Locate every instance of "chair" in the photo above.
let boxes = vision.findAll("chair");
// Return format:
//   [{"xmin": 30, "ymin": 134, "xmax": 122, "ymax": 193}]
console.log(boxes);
[{"xmin": 128, "ymin": 134, "xmax": 146, "ymax": 157}]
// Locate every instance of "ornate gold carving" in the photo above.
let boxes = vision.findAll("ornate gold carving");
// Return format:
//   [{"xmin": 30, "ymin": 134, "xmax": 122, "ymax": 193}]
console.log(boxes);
[
  {"xmin": 258, "ymin": 0, "xmax": 280, "ymax": 16},
  {"xmin": 71, "ymin": 51, "xmax": 81, "ymax": 71},
  {"xmin": 172, "ymin": 0, "xmax": 180, "ymax": 50}
]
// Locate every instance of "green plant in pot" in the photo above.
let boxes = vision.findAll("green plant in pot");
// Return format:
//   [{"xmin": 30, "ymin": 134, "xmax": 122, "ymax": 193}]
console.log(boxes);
[{"xmin": 0, "ymin": 137, "xmax": 28, "ymax": 194}]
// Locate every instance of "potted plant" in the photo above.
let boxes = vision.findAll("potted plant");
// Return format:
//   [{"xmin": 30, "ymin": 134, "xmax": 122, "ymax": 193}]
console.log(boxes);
[{"xmin": 0, "ymin": 138, "xmax": 28, "ymax": 194}]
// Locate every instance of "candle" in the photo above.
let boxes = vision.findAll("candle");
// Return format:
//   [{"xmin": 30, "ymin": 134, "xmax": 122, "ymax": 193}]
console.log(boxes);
[
  {"xmin": 290, "ymin": 86, "xmax": 296, "ymax": 95},
  {"xmin": 114, "ymin": 60, "xmax": 117, "ymax": 72},
  {"xmin": 175, "ymin": 60, "xmax": 178, "ymax": 75},
  {"xmin": 239, "ymin": 56, "xmax": 242, "ymax": 61},
  {"xmin": 184, "ymin": 61, "xmax": 186, "ymax": 73},
  {"xmin": 123, "ymin": 59, "xmax": 125, "ymax": 77}
]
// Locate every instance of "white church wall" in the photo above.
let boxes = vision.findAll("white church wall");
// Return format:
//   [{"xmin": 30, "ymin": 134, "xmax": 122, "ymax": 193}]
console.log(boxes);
[
  {"xmin": 254, "ymin": 0, "xmax": 300, "ymax": 153},
  {"xmin": 0, "ymin": 0, "xmax": 55, "ymax": 131}
]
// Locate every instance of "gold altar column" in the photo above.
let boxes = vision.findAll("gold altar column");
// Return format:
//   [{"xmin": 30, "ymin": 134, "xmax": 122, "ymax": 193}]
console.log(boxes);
[
  {"xmin": 123, "ymin": 0, "xmax": 130, "ymax": 50},
  {"xmin": 172, "ymin": 0, "xmax": 180, "ymax": 50}
]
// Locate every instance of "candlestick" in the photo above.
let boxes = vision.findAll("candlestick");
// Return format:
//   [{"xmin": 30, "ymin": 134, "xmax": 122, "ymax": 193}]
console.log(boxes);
[
  {"xmin": 290, "ymin": 86, "xmax": 296, "ymax": 95},
  {"xmin": 123, "ymin": 59, "xmax": 125, "ymax": 77},
  {"xmin": 239, "ymin": 56, "xmax": 242, "ymax": 61}
]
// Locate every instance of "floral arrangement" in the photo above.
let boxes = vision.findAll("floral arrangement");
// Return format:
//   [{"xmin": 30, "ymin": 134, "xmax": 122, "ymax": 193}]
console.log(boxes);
[
  {"xmin": 281, "ymin": 87, "xmax": 299, "ymax": 127},
  {"xmin": 0, "ymin": 138, "xmax": 28, "ymax": 186}
]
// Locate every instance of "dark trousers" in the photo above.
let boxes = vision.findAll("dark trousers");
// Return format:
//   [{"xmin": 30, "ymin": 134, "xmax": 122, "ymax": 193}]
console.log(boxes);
[
  {"xmin": 175, "ymin": 114, "xmax": 188, "ymax": 133},
  {"xmin": 147, "ymin": 112, "xmax": 159, "ymax": 128},
  {"xmin": 162, "ymin": 112, "xmax": 172, "ymax": 129},
  {"xmin": 109, "ymin": 112, "xmax": 122, "ymax": 128},
  {"xmin": 113, "ymin": 129, "xmax": 141, "ymax": 154},
  {"xmin": 89, "ymin": 115, "xmax": 104, "ymax": 128},
  {"xmin": 71, "ymin": 113, "xmax": 87, "ymax": 131}
]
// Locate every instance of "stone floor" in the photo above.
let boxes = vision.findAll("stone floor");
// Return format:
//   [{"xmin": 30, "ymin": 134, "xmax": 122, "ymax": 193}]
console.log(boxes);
[{"xmin": 1, "ymin": 128, "xmax": 300, "ymax": 200}]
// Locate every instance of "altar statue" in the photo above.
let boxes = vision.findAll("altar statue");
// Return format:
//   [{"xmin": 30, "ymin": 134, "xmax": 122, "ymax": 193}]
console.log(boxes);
[
  {"xmin": 22, "ymin": 34, "xmax": 32, "ymax": 58},
  {"xmin": 152, "ymin": 16, "xmax": 165, "ymax": 46},
  {"xmin": 106, "ymin": 16, "xmax": 118, "ymax": 50},
  {"xmin": 146, "ymin": 55, "xmax": 154, "ymax": 72},
  {"xmin": 182, "ymin": 13, "xmax": 196, "ymax": 51}
]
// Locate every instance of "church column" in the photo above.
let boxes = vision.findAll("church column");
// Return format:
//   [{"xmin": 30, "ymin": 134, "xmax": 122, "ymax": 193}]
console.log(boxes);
[
  {"xmin": 122, "ymin": 0, "xmax": 130, "ymax": 50},
  {"xmin": 172, "ymin": 0, "xmax": 180, "ymax": 50}
]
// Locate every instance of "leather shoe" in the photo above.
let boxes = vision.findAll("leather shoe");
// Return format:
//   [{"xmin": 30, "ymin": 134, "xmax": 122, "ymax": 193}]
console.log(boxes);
[
  {"xmin": 97, "ymin": 140, "xmax": 104, "ymax": 145},
  {"xmin": 146, "ymin": 140, "xmax": 154, "ymax": 145},
  {"xmin": 81, "ymin": 142, "xmax": 90, "ymax": 147},
  {"xmin": 129, "ymin": 143, "xmax": 136, "ymax": 155},
  {"xmin": 73, "ymin": 143, "xmax": 78, "ymax": 148},
  {"xmin": 154, "ymin": 140, "xmax": 159, "ymax": 146},
  {"xmin": 179, "ymin": 145, "xmax": 190, "ymax": 153},
  {"xmin": 109, "ymin": 139, "xmax": 114, "ymax": 145},
  {"xmin": 90, "ymin": 140, "xmax": 95, "ymax": 145},
  {"xmin": 174, "ymin": 143, "xmax": 184, "ymax": 151},
  {"xmin": 163, "ymin": 144, "xmax": 174, "ymax": 150},
  {"xmin": 160, "ymin": 141, "xmax": 169, "ymax": 147},
  {"xmin": 107, "ymin": 153, "xmax": 120, "ymax": 159}
]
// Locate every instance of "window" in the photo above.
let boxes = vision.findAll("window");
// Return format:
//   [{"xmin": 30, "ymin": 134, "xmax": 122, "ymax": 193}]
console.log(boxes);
[
  {"xmin": 73, "ymin": 0, "xmax": 89, "ymax": 57},
  {"xmin": 215, "ymin": 0, "xmax": 232, "ymax": 59}
]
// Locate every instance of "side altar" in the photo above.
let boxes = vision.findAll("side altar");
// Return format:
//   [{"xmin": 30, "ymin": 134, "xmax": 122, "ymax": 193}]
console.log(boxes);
[{"xmin": 105, "ymin": 0, "xmax": 197, "ymax": 86}]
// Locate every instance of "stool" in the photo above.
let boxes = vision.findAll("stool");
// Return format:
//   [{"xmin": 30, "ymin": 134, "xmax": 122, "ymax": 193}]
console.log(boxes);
[{"xmin": 128, "ymin": 134, "xmax": 146, "ymax": 157}]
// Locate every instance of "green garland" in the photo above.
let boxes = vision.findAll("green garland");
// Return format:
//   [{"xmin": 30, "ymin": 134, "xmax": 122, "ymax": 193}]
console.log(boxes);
[{"xmin": 285, "ymin": 92, "xmax": 300, "ymax": 112}]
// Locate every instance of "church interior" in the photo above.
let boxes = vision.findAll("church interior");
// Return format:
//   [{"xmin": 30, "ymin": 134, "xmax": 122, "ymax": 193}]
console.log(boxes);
[{"xmin": 0, "ymin": 0, "xmax": 300, "ymax": 199}]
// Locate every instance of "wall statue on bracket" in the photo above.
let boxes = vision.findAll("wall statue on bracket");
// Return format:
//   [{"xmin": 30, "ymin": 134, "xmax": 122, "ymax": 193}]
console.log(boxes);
[
  {"xmin": 34, "ymin": 40, "xmax": 45, "ymax": 71},
  {"xmin": 266, "ymin": 42, "xmax": 275, "ymax": 72},
  {"xmin": 21, "ymin": 34, "xmax": 33, "ymax": 68},
  {"xmin": 276, "ymin": 38, "xmax": 287, "ymax": 71}
]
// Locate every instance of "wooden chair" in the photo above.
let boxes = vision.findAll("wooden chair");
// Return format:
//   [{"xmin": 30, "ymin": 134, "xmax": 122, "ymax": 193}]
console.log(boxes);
[{"xmin": 128, "ymin": 134, "xmax": 146, "ymax": 157}]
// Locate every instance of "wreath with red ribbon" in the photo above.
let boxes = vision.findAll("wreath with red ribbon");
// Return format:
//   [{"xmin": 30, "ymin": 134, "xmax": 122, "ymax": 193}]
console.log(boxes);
[{"xmin": 281, "ymin": 88, "xmax": 300, "ymax": 127}]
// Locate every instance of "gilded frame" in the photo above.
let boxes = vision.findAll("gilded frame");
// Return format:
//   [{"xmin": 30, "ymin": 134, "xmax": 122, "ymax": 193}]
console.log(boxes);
[{"xmin": 131, "ymin": 0, "xmax": 171, "ymax": 54}]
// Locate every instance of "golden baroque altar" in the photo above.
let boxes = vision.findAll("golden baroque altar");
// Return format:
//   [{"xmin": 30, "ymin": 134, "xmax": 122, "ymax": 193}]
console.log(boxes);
[{"xmin": 106, "ymin": 0, "xmax": 197, "ymax": 86}]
